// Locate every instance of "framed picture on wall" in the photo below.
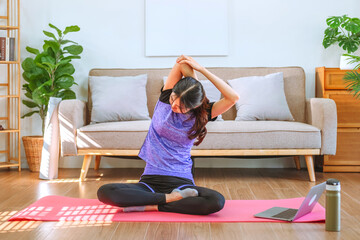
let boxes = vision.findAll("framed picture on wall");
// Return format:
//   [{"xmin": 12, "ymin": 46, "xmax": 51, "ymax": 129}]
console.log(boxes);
[{"xmin": 145, "ymin": 0, "xmax": 229, "ymax": 57}]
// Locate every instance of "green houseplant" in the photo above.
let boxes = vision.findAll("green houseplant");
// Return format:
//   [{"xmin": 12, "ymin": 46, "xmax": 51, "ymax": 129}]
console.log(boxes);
[
  {"xmin": 322, "ymin": 15, "xmax": 360, "ymax": 69},
  {"xmin": 343, "ymin": 54, "xmax": 360, "ymax": 99},
  {"xmin": 21, "ymin": 23, "xmax": 83, "ymax": 171},
  {"xmin": 21, "ymin": 23, "xmax": 83, "ymax": 134}
]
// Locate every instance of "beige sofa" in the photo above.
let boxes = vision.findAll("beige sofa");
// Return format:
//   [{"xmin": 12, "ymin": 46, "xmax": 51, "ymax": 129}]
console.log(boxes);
[{"xmin": 58, "ymin": 67, "xmax": 337, "ymax": 182}]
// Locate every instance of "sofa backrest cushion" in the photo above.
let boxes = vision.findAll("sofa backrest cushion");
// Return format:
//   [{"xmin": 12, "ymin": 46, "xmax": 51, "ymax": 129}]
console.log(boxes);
[
  {"xmin": 228, "ymin": 72, "xmax": 295, "ymax": 121},
  {"xmin": 88, "ymin": 67, "xmax": 306, "ymax": 123},
  {"xmin": 89, "ymin": 74, "xmax": 151, "ymax": 123}
]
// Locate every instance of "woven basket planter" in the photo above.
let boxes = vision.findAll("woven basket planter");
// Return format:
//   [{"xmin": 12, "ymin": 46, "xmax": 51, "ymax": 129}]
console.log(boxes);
[{"xmin": 22, "ymin": 135, "xmax": 43, "ymax": 172}]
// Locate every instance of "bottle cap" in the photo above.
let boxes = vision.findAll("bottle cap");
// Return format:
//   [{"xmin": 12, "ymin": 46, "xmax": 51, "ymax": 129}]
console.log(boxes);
[
  {"xmin": 326, "ymin": 178, "xmax": 340, "ymax": 185},
  {"xmin": 326, "ymin": 179, "xmax": 341, "ymax": 191}
]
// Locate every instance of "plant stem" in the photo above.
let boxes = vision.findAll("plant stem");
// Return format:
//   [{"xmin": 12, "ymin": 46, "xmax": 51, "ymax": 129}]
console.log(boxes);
[
  {"xmin": 339, "ymin": 27, "xmax": 347, "ymax": 38},
  {"xmin": 39, "ymin": 106, "xmax": 45, "ymax": 136},
  {"xmin": 42, "ymin": 115, "xmax": 45, "ymax": 137}
]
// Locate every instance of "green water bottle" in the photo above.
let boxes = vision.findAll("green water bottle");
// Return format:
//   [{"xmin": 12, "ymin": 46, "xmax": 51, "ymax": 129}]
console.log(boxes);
[{"xmin": 325, "ymin": 178, "xmax": 341, "ymax": 231}]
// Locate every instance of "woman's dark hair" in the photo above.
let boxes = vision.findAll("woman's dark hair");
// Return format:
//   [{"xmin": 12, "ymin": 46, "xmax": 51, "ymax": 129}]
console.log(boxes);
[{"xmin": 172, "ymin": 76, "xmax": 210, "ymax": 146}]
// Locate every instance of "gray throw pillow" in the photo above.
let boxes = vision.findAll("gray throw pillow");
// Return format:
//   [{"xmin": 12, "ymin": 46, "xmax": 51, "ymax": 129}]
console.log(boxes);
[
  {"xmin": 89, "ymin": 74, "xmax": 150, "ymax": 123},
  {"xmin": 227, "ymin": 72, "xmax": 295, "ymax": 121}
]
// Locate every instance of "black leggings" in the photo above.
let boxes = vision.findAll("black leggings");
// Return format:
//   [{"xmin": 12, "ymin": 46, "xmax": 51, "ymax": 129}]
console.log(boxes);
[{"xmin": 97, "ymin": 175, "xmax": 225, "ymax": 215}]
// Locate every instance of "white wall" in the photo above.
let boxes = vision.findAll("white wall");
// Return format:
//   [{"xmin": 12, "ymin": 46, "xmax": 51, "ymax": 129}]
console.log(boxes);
[{"xmin": 2, "ymin": 0, "xmax": 359, "ymax": 169}]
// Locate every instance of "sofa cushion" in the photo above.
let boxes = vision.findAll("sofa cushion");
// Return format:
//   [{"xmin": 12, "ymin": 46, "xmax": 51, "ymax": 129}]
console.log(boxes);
[
  {"xmin": 77, "ymin": 120, "xmax": 321, "ymax": 150},
  {"xmin": 89, "ymin": 74, "xmax": 150, "ymax": 124},
  {"xmin": 77, "ymin": 120, "xmax": 151, "ymax": 149},
  {"xmin": 193, "ymin": 121, "xmax": 321, "ymax": 149},
  {"xmin": 227, "ymin": 72, "xmax": 295, "ymax": 121}
]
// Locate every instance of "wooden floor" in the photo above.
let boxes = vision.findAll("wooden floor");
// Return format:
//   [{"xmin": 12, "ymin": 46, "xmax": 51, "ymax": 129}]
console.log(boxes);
[{"xmin": 0, "ymin": 167, "xmax": 359, "ymax": 240}]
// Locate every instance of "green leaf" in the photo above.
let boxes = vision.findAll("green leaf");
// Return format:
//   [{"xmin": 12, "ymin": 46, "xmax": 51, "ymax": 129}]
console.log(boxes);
[
  {"xmin": 41, "ymin": 55, "xmax": 56, "ymax": 65},
  {"xmin": 32, "ymin": 80, "xmax": 53, "ymax": 105},
  {"xmin": 36, "ymin": 62, "xmax": 51, "ymax": 73},
  {"xmin": 46, "ymin": 46, "xmax": 56, "ymax": 59},
  {"xmin": 338, "ymin": 35, "xmax": 360, "ymax": 53},
  {"xmin": 28, "ymin": 76, "xmax": 48, "ymax": 91},
  {"xmin": 55, "ymin": 63, "xmax": 75, "ymax": 78},
  {"xmin": 324, "ymin": 27, "xmax": 339, "ymax": 39},
  {"xmin": 343, "ymin": 71, "xmax": 360, "ymax": 99},
  {"xmin": 55, "ymin": 59, "xmax": 71, "ymax": 68},
  {"xmin": 21, "ymin": 57, "xmax": 36, "ymax": 71},
  {"xmin": 22, "ymin": 72, "xmax": 31, "ymax": 82},
  {"xmin": 22, "ymin": 84, "xmax": 33, "ymax": 98},
  {"xmin": 22, "ymin": 100, "xmax": 39, "ymax": 108},
  {"xmin": 42, "ymin": 62, "xmax": 56, "ymax": 70},
  {"xmin": 341, "ymin": 15, "xmax": 351, "ymax": 28},
  {"xmin": 322, "ymin": 37, "xmax": 337, "ymax": 49},
  {"xmin": 26, "ymin": 46, "xmax": 40, "ymax": 55},
  {"xmin": 343, "ymin": 54, "xmax": 360, "ymax": 68},
  {"xmin": 43, "ymin": 40, "xmax": 60, "ymax": 53},
  {"xmin": 63, "ymin": 25, "xmax": 80, "ymax": 34},
  {"xmin": 60, "ymin": 39, "xmax": 78, "ymax": 45},
  {"xmin": 21, "ymin": 110, "xmax": 40, "ymax": 119},
  {"xmin": 62, "ymin": 55, "xmax": 81, "ymax": 61},
  {"xmin": 43, "ymin": 30, "xmax": 57, "ymax": 40},
  {"xmin": 55, "ymin": 74, "xmax": 74, "ymax": 88},
  {"xmin": 23, "ymin": 74, "xmax": 33, "ymax": 85},
  {"xmin": 343, "ymin": 18, "xmax": 360, "ymax": 34},
  {"xmin": 57, "ymin": 89, "xmax": 76, "ymax": 99},
  {"xmin": 49, "ymin": 23, "xmax": 62, "ymax": 37},
  {"xmin": 22, "ymin": 83, "xmax": 30, "ymax": 90},
  {"xmin": 23, "ymin": 66, "xmax": 48, "ymax": 83},
  {"xmin": 326, "ymin": 16, "xmax": 344, "ymax": 29},
  {"xmin": 34, "ymin": 52, "xmax": 48, "ymax": 64},
  {"xmin": 25, "ymin": 92, "xmax": 32, "ymax": 99},
  {"xmin": 63, "ymin": 45, "xmax": 83, "ymax": 55},
  {"xmin": 29, "ymin": 81, "xmax": 39, "ymax": 91}
]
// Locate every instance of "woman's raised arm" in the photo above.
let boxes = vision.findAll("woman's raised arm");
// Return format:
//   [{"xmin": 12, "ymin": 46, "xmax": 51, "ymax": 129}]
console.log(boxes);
[
  {"xmin": 163, "ymin": 63, "xmax": 183, "ymax": 90},
  {"xmin": 164, "ymin": 55, "xmax": 199, "ymax": 90}
]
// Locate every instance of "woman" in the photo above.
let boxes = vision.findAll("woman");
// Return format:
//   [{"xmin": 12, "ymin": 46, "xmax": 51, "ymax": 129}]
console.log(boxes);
[{"xmin": 97, "ymin": 55, "xmax": 240, "ymax": 215}]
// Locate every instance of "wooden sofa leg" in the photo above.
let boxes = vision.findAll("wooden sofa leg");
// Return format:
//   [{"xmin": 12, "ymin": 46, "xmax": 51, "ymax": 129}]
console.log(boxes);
[
  {"xmin": 305, "ymin": 155, "xmax": 316, "ymax": 182},
  {"xmin": 94, "ymin": 155, "xmax": 101, "ymax": 170},
  {"xmin": 80, "ymin": 155, "xmax": 92, "ymax": 181},
  {"xmin": 294, "ymin": 156, "xmax": 301, "ymax": 170}
]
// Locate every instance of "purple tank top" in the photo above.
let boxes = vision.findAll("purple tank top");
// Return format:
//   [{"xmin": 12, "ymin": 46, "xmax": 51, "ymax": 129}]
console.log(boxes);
[{"xmin": 138, "ymin": 86, "xmax": 217, "ymax": 183}]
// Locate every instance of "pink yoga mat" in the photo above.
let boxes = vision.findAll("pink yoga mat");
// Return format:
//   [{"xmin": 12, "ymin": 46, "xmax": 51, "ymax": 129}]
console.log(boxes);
[{"xmin": 9, "ymin": 195, "xmax": 325, "ymax": 223}]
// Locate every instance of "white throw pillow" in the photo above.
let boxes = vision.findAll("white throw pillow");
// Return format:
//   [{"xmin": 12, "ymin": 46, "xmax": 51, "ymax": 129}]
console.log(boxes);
[
  {"xmin": 227, "ymin": 72, "xmax": 295, "ymax": 121},
  {"xmin": 163, "ymin": 76, "xmax": 224, "ymax": 121},
  {"xmin": 89, "ymin": 74, "xmax": 150, "ymax": 124}
]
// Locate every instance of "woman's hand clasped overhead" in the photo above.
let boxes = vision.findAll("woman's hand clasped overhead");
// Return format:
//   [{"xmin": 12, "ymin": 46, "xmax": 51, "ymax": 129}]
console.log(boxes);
[{"xmin": 176, "ymin": 55, "xmax": 204, "ymax": 72}]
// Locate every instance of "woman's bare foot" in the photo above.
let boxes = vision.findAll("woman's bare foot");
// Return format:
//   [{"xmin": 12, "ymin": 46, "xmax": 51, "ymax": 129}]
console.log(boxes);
[
  {"xmin": 145, "ymin": 205, "xmax": 158, "ymax": 211},
  {"xmin": 165, "ymin": 188, "xmax": 198, "ymax": 203},
  {"xmin": 165, "ymin": 191, "xmax": 183, "ymax": 203},
  {"xmin": 123, "ymin": 205, "xmax": 158, "ymax": 212}
]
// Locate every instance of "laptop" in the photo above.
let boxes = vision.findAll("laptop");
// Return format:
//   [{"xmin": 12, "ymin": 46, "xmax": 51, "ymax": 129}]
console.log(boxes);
[{"xmin": 254, "ymin": 182, "xmax": 326, "ymax": 221}]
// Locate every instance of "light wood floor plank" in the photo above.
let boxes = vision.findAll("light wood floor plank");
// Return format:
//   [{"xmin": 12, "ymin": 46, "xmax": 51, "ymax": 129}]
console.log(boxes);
[
  {"xmin": 144, "ymin": 222, "xmax": 180, "ymax": 240},
  {"xmin": 111, "ymin": 222, "xmax": 149, "ymax": 240},
  {"xmin": 178, "ymin": 223, "xmax": 211, "ymax": 240},
  {"xmin": 210, "ymin": 223, "xmax": 244, "ymax": 240}
]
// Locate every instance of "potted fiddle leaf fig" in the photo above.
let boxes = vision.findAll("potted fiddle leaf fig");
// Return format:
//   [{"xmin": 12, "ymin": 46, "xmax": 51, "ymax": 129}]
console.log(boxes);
[
  {"xmin": 322, "ymin": 15, "xmax": 360, "ymax": 69},
  {"xmin": 21, "ymin": 23, "xmax": 83, "ymax": 171}
]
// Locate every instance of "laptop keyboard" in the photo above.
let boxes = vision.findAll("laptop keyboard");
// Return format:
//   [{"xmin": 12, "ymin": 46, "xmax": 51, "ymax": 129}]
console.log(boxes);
[{"xmin": 271, "ymin": 208, "xmax": 298, "ymax": 219}]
